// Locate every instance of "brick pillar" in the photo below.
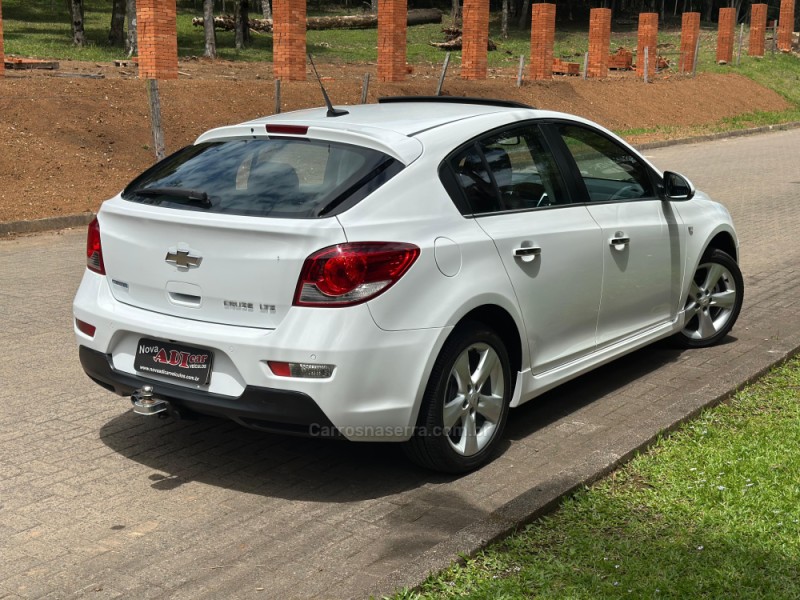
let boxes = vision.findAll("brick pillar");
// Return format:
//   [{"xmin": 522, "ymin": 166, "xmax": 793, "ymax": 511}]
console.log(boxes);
[
  {"xmin": 637, "ymin": 13, "xmax": 658, "ymax": 79},
  {"xmin": 136, "ymin": 0, "xmax": 178, "ymax": 79},
  {"xmin": 749, "ymin": 4, "xmax": 768, "ymax": 56},
  {"xmin": 530, "ymin": 3, "xmax": 556, "ymax": 80},
  {"xmin": 717, "ymin": 7, "xmax": 736, "ymax": 64},
  {"xmin": 778, "ymin": 0, "xmax": 796, "ymax": 51},
  {"xmin": 0, "ymin": 0, "xmax": 4, "ymax": 78},
  {"xmin": 377, "ymin": 0, "xmax": 407, "ymax": 82},
  {"xmin": 461, "ymin": 0, "xmax": 489, "ymax": 80},
  {"xmin": 587, "ymin": 8, "xmax": 611, "ymax": 79},
  {"xmin": 273, "ymin": 0, "xmax": 307, "ymax": 80},
  {"xmin": 679, "ymin": 12, "xmax": 700, "ymax": 73}
]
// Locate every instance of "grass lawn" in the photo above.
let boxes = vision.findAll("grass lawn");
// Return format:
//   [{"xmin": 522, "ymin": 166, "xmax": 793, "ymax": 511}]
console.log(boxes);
[{"xmin": 390, "ymin": 356, "xmax": 800, "ymax": 599}]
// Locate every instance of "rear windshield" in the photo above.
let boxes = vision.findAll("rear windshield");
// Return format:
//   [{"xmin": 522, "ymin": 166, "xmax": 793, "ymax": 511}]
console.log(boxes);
[{"xmin": 121, "ymin": 138, "xmax": 402, "ymax": 218}]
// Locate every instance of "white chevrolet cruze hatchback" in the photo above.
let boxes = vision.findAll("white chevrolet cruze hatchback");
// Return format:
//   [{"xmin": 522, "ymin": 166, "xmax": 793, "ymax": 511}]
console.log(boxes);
[{"xmin": 74, "ymin": 97, "xmax": 743, "ymax": 472}]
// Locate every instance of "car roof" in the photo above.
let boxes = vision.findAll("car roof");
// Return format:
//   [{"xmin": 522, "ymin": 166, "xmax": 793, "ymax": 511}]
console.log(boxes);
[
  {"xmin": 194, "ymin": 98, "xmax": 599, "ymax": 164},
  {"xmin": 249, "ymin": 100, "xmax": 535, "ymax": 136}
]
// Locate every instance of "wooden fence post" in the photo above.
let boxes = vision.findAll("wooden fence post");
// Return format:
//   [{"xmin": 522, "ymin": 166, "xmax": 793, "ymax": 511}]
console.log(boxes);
[{"xmin": 146, "ymin": 79, "xmax": 166, "ymax": 161}]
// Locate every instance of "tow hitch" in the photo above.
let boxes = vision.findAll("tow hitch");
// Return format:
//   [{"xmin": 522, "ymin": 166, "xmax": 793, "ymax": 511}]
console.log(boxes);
[{"xmin": 131, "ymin": 385, "xmax": 169, "ymax": 416}]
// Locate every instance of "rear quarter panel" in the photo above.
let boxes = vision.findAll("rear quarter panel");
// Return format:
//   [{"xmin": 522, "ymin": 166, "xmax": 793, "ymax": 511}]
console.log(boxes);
[{"xmin": 335, "ymin": 145, "xmax": 526, "ymax": 336}]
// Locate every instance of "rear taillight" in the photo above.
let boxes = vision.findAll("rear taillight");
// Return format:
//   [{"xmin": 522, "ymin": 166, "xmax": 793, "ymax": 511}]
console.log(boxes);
[
  {"xmin": 293, "ymin": 242, "xmax": 420, "ymax": 307},
  {"xmin": 86, "ymin": 217, "xmax": 105, "ymax": 275}
]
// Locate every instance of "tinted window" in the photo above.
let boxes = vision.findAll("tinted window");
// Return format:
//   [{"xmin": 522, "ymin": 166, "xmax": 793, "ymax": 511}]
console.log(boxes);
[
  {"xmin": 447, "ymin": 125, "xmax": 568, "ymax": 215},
  {"xmin": 449, "ymin": 144, "xmax": 500, "ymax": 214},
  {"xmin": 478, "ymin": 127, "xmax": 567, "ymax": 210},
  {"xmin": 558, "ymin": 124, "xmax": 654, "ymax": 202},
  {"xmin": 122, "ymin": 139, "xmax": 399, "ymax": 219}
]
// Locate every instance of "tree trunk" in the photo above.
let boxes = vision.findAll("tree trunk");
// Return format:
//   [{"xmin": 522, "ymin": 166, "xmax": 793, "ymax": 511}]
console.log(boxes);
[
  {"xmin": 451, "ymin": 0, "xmax": 460, "ymax": 24},
  {"xmin": 371, "ymin": 0, "xmax": 378, "ymax": 15},
  {"xmin": 517, "ymin": 0, "xmax": 530, "ymax": 29},
  {"xmin": 204, "ymin": 0, "xmax": 217, "ymax": 58},
  {"xmin": 261, "ymin": 0, "xmax": 271, "ymax": 20},
  {"xmin": 234, "ymin": 0, "xmax": 250, "ymax": 49},
  {"xmin": 109, "ymin": 0, "xmax": 126, "ymax": 46},
  {"xmin": 501, "ymin": 0, "xmax": 508, "ymax": 40},
  {"xmin": 126, "ymin": 0, "xmax": 138, "ymax": 57},
  {"xmin": 69, "ymin": 0, "xmax": 87, "ymax": 46},
  {"xmin": 703, "ymin": 0, "xmax": 713, "ymax": 22}
]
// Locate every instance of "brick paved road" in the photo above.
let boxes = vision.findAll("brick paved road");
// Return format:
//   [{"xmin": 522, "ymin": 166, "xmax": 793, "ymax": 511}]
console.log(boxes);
[{"xmin": 1, "ymin": 130, "xmax": 799, "ymax": 599}]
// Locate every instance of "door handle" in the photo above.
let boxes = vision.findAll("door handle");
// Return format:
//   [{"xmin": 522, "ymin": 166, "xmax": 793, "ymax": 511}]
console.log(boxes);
[
  {"xmin": 513, "ymin": 246, "xmax": 541, "ymax": 259},
  {"xmin": 609, "ymin": 235, "xmax": 630, "ymax": 249}
]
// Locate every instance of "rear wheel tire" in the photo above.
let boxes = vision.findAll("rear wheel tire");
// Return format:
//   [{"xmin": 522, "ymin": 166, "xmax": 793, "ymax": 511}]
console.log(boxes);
[
  {"xmin": 675, "ymin": 249, "xmax": 743, "ymax": 348},
  {"xmin": 404, "ymin": 323, "xmax": 512, "ymax": 473}
]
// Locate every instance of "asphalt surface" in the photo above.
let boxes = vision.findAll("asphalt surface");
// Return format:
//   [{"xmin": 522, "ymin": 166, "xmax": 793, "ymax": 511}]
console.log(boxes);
[{"xmin": 1, "ymin": 129, "xmax": 799, "ymax": 599}]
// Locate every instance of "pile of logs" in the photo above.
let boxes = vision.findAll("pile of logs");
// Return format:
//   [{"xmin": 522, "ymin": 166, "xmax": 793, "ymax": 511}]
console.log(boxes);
[
  {"xmin": 429, "ymin": 26, "xmax": 498, "ymax": 51},
  {"xmin": 192, "ymin": 9, "xmax": 442, "ymax": 33}
]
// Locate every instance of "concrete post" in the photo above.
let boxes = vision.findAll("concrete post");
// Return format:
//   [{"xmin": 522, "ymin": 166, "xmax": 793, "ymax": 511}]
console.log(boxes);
[
  {"xmin": 377, "ymin": 0, "xmax": 407, "ymax": 81},
  {"xmin": 0, "ymin": 0, "xmax": 5, "ymax": 78},
  {"xmin": 637, "ymin": 13, "xmax": 658, "ymax": 80},
  {"xmin": 587, "ymin": 8, "xmax": 612, "ymax": 79},
  {"xmin": 717, "ymin": 7, "xmax": 736, "ymax": 64},
  {"xmin": 530, "ymin": 3, "xmax": 556, "ymax": 80},
  {"xmin": 749, "ymin": 4, "xmax": 768, "ymax": 56},
  {"xmin": 273, "ymin": 0, "xmax": 307, "ymax": 80},
  {"xmin": 679, "ymin": 12, "xmax": 701, "ymax": 73},
  {"xmin": 136, "ymin": 0, "xmax": 179, "ymax": 80},
  {"xmin": 461, "ymin": 0, "xmax": 489, "ymax": 79},
  {"xmin": 777, "ymin": 0, "xmax": 796, "ymax": 52}
]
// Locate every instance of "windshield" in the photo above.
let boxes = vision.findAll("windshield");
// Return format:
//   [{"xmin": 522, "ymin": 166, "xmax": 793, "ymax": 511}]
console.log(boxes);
[{"xmin": 122, "ymin": 138, "xmax": 401, "ymax": 218}]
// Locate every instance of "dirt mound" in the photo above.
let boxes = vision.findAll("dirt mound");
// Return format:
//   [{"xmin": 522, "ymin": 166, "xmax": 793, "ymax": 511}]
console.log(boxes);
[{"xmin": 0, "ymin": 60, "xmax": 790, "ymax": 223}]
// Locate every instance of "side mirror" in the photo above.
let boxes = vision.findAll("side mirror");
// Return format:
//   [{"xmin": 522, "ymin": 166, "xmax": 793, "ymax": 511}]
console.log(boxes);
[{"xmin": 663, "ymin": 171, "xmax": 695, "ymax": 201}]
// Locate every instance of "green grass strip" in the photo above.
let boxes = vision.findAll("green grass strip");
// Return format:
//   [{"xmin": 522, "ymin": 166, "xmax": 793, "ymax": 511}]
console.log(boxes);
[{"xmin": 394, "ymin": 356, "xmax": 800, "ymax": 599}]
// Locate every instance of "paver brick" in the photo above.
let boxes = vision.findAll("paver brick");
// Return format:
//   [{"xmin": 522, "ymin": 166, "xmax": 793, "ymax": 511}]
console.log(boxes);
[{"xmin": 1, "ymin": 130, "xmax": 799, "ymax": 598}]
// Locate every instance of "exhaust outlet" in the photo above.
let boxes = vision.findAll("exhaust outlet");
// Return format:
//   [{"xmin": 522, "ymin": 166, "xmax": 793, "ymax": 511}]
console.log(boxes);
[{"xmin": 131, "ymin": 385, "xmax": 169, "ymax": 416}]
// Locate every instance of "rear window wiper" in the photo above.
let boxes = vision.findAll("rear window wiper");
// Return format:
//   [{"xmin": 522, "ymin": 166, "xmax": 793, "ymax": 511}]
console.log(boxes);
[{"xmin": 133, "ymin": 187, "xmax": 212, "ymax": 208}]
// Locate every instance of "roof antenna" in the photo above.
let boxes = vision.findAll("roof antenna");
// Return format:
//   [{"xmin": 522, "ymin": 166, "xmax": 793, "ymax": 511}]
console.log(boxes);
[{"xmin": 307, "ymin": 54, "xmax": 349, "ymax": 118}]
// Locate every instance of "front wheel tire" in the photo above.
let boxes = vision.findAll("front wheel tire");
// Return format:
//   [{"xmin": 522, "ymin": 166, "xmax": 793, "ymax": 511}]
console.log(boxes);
[
  {"xmin": 404, "ymin": 323, "xmax": 512, "ymax": 473},
  {"xmin": 676, "ymin": 249, "xmax": 743, "ymax": 348}
]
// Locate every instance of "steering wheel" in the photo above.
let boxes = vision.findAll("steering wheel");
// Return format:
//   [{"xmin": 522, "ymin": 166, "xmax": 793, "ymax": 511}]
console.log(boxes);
[{"xmin": 608, "ymin": 184, "xmax": 642, "ymax": 202}]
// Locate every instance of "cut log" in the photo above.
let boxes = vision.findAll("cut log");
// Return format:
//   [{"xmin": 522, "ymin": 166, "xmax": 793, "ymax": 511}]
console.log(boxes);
[
  {"xmin": 191, "ymin": 8, "xmax": 442, "ymax": 33},
  {"xmin": 429, "ymin": 36, "xmax": 497, "ymax": 51}
]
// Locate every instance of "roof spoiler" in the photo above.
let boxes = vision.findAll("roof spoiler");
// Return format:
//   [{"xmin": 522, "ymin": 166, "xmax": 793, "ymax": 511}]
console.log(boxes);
[{"xmin": 378, "ymin": 96, "xmax": 535, "ymax": 109}]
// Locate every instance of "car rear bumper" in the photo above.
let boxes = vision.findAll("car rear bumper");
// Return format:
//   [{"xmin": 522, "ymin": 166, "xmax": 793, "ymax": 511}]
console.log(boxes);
[
  {"xmin": 74, "ymin": 271, "xmax": 450, "ymax": 441},
  {"xmin": 79, "ymin": 345, "xmax": 340, "ymax": 436}
]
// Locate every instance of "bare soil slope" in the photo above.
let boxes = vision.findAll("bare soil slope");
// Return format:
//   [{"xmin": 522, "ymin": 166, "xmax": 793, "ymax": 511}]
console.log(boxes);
[{"xmin": 0, "ymin": 60, "xmax": 790, "ymax": 222}]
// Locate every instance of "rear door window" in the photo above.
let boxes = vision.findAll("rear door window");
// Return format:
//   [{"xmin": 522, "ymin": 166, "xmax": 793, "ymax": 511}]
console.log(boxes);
[
  {"xmin": 443, "ymin": 123, "xmax": 569, "ymax": 215},
  {"xmin": 122, "ymin": 139, "xmax": 401, "ymax": 219}
]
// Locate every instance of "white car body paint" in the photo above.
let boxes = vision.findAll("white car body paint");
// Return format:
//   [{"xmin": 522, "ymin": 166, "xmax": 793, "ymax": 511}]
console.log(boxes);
[{"xmin": 73, "ymin": 100, "xmax": 740, "ymax": 450}]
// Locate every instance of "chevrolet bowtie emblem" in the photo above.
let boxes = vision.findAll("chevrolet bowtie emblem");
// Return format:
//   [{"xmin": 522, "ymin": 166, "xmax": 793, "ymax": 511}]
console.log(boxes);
[{"xmin": 165, "ymin": 249, "xmax": 202, "ymax": 270}]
